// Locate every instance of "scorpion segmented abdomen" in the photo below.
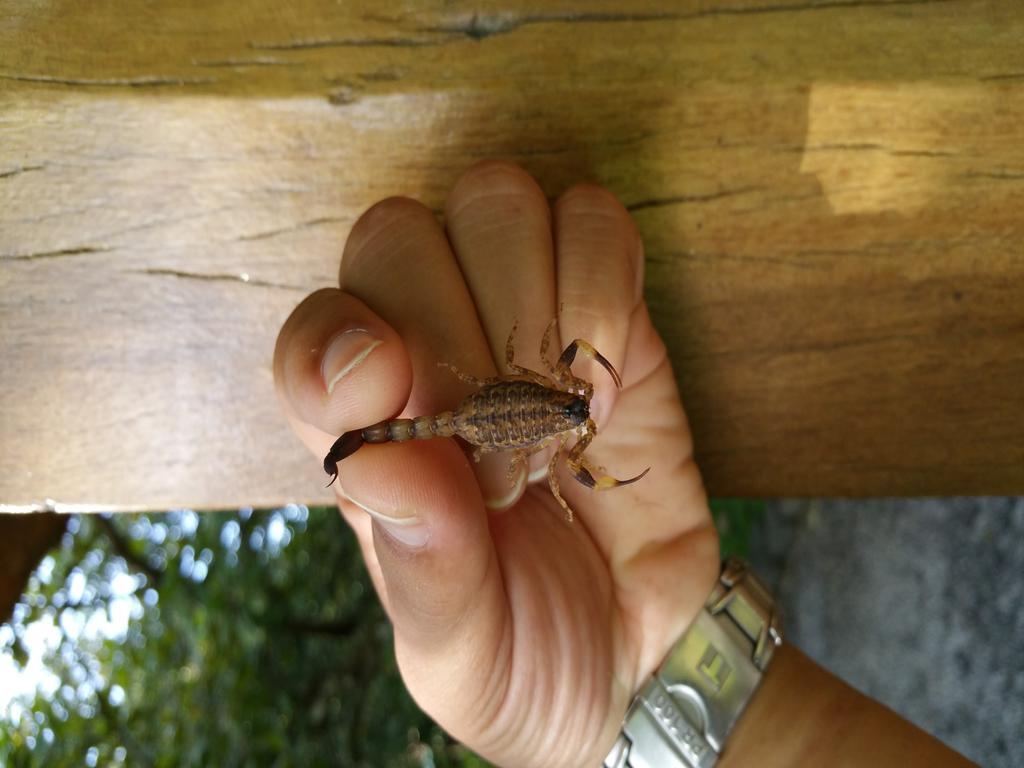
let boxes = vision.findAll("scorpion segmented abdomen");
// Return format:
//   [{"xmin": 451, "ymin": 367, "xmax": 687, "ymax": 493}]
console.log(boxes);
[{"xmin": 457, "ymin": 380, "xmax": 575, "ymax": 449}]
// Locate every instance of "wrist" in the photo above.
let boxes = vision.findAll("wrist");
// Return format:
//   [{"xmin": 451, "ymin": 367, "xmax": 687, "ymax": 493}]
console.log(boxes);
[{"xmin": 719, "ymin": 643, "xmax": 976, "ymax": 767}]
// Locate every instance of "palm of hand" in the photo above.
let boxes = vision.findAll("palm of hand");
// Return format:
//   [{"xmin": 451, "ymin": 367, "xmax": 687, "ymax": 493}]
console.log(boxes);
[
  {"xmin": 451, "ymin": 322, "xmax": 715, "ymax": 765},
  {"xmin": 274, "ymin": 162, "xmax": 717, "ymax": 767}
]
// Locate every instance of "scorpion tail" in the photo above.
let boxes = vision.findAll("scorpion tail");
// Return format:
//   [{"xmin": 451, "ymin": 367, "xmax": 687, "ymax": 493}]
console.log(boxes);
[{"xmin": 323, "ymin": 429, "xmax": 365, "ymax": 487}]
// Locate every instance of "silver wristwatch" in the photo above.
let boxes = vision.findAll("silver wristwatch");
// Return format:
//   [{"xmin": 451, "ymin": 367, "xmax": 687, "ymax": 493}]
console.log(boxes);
[{"xmin": 603, "ymin": 557, "xmax": 782, "ymax": 768}]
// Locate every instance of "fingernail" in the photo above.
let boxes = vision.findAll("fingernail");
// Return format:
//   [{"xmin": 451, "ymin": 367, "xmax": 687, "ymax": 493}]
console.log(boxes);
[
  {"xmin": 484, "ymin": 458, "xmax": 527, "ymax": 511},
  {"xmin": 321, "ymin": 329, "xmax": 382, "ymax": 394},
  {"xmin": 527, "ymin": 444, "xmax": 558, "ymax": 484},
  {"xmin": 345, "ymin": 493, "xmax": 429, "ymax": 549},
  {"xmin": 527, "ymin": 454, "xmax": 551, "ymax": 484}
]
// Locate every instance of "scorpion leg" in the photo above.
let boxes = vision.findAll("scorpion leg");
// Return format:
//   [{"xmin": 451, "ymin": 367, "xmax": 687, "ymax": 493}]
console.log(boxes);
[
  {"xmin": 507, "ymin": 450, "xmax": 527, "ymax": 483},
  {"xmin": 507, "ymin": 441, "xmax": 550, "ymax": 486},
  {"xmin": 546, "ymin": 441, "xmax": 576, "ymax": 523},
  {"xmin": 504, "ymin": 321, "xmax": 553, "ymax": 386},
  {"xmin": 437, "ymin": 362, "xmax": 502, "ymax": 388},
  {"xmin": 553, "ymin": 339, "xmax": 623, "ymax": 396},
  {"xmin": 567, "ymin": 419, "xmax": 650, "ymax": 490},
  {"xmin": 539, "ymin": 316, "xmax": 559, "ymax": 375},
  {"xmin": 471, "ymin": 444, "xmax": 505, "ymax": 463}
]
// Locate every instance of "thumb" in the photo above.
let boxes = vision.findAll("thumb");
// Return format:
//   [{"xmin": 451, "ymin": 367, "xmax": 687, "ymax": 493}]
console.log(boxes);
[
  {"xmin": 337, "ymin": 439, "xmax": 508, "ymax": 711},
  {"xmin": 274, "ymin": 289, "xmax": 509, "ymax": 733}
]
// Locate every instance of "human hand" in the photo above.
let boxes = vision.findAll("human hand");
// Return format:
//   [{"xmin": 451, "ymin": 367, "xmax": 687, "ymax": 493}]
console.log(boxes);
[{"xmin": 273, "ymin": 161, "xmax": 718, "ymax": 767}]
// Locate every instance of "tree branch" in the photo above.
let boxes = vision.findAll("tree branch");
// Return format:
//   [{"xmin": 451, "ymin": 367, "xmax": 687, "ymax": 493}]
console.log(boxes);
[{"xmin": 96, "ymin": 516, "xmax": 163, "ymax": 585}]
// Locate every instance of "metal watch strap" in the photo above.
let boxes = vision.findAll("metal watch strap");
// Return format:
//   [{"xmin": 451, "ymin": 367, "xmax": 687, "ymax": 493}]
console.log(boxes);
[{"xmin": 603, "ymin": 557, "xmax": 782, "ymax": 768}]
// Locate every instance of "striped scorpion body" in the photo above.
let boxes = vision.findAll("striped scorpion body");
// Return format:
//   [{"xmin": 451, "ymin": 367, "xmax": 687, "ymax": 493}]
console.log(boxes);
[{"xmin": 323, "ymin": 319, "xmax": 649, "ymax": 521}]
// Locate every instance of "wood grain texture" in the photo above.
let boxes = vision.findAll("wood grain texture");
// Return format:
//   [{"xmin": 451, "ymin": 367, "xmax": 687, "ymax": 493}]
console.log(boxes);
[{"xmin": 1, "ymin": 0, "xmax": 1022, "ymax": 509}]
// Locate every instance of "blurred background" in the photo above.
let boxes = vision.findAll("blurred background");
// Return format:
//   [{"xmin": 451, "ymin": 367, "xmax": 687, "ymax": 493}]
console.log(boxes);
[{"xmin": 2, "ymin": 499, "xmax": 1021, "ymax": 766}]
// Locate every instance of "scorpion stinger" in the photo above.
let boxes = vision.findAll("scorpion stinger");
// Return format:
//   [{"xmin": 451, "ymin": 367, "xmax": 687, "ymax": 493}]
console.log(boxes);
[{"xmin": 324, "ymin": 430, "xmax": 365, "ymax": 487}]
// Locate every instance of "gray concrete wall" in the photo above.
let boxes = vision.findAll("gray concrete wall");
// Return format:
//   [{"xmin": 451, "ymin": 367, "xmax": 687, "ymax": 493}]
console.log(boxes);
[{"xmin": 748, "ymin": 498, "xmax": 1024, "ymax": 767}]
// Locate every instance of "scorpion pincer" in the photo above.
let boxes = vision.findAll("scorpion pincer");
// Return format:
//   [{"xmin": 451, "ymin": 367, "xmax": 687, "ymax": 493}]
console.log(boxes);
[{"xmin": 323, "ymin": 319, "xmax": 649, "ymax": 521}]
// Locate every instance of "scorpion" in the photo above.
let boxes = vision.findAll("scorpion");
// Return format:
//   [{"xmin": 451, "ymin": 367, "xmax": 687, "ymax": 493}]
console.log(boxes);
[{"xmin": 323, "ymin": 319, "xmax": 649, "ymax": 521}]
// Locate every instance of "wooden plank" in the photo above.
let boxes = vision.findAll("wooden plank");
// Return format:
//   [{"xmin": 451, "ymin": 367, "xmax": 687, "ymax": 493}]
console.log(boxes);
[
  {"xmin": 0, "ymin": 512, "xmax": 66, "ymax": 620},
  {"xmin": 1, "ymin": 0, "xmax": 1022, "ymax": 509}
]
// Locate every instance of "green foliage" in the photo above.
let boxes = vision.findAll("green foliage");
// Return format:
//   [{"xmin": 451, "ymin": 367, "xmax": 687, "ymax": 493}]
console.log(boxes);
[
  {"xmin": 710, "ymin": 498, "xmax": 764, "ymax": 558},
  {"xmin": 2, "ymin": 501, "xmax": 764, "ymax": 765},
  {"xmin": 0, "ymin": 508, "xmax": 486, "ymax": 767}
]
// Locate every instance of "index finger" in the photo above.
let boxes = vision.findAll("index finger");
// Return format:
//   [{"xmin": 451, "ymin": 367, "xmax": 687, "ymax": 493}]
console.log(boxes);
[{"xmin": 339, "ymin": 196, "xmax": 526, "ymax": 510}]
